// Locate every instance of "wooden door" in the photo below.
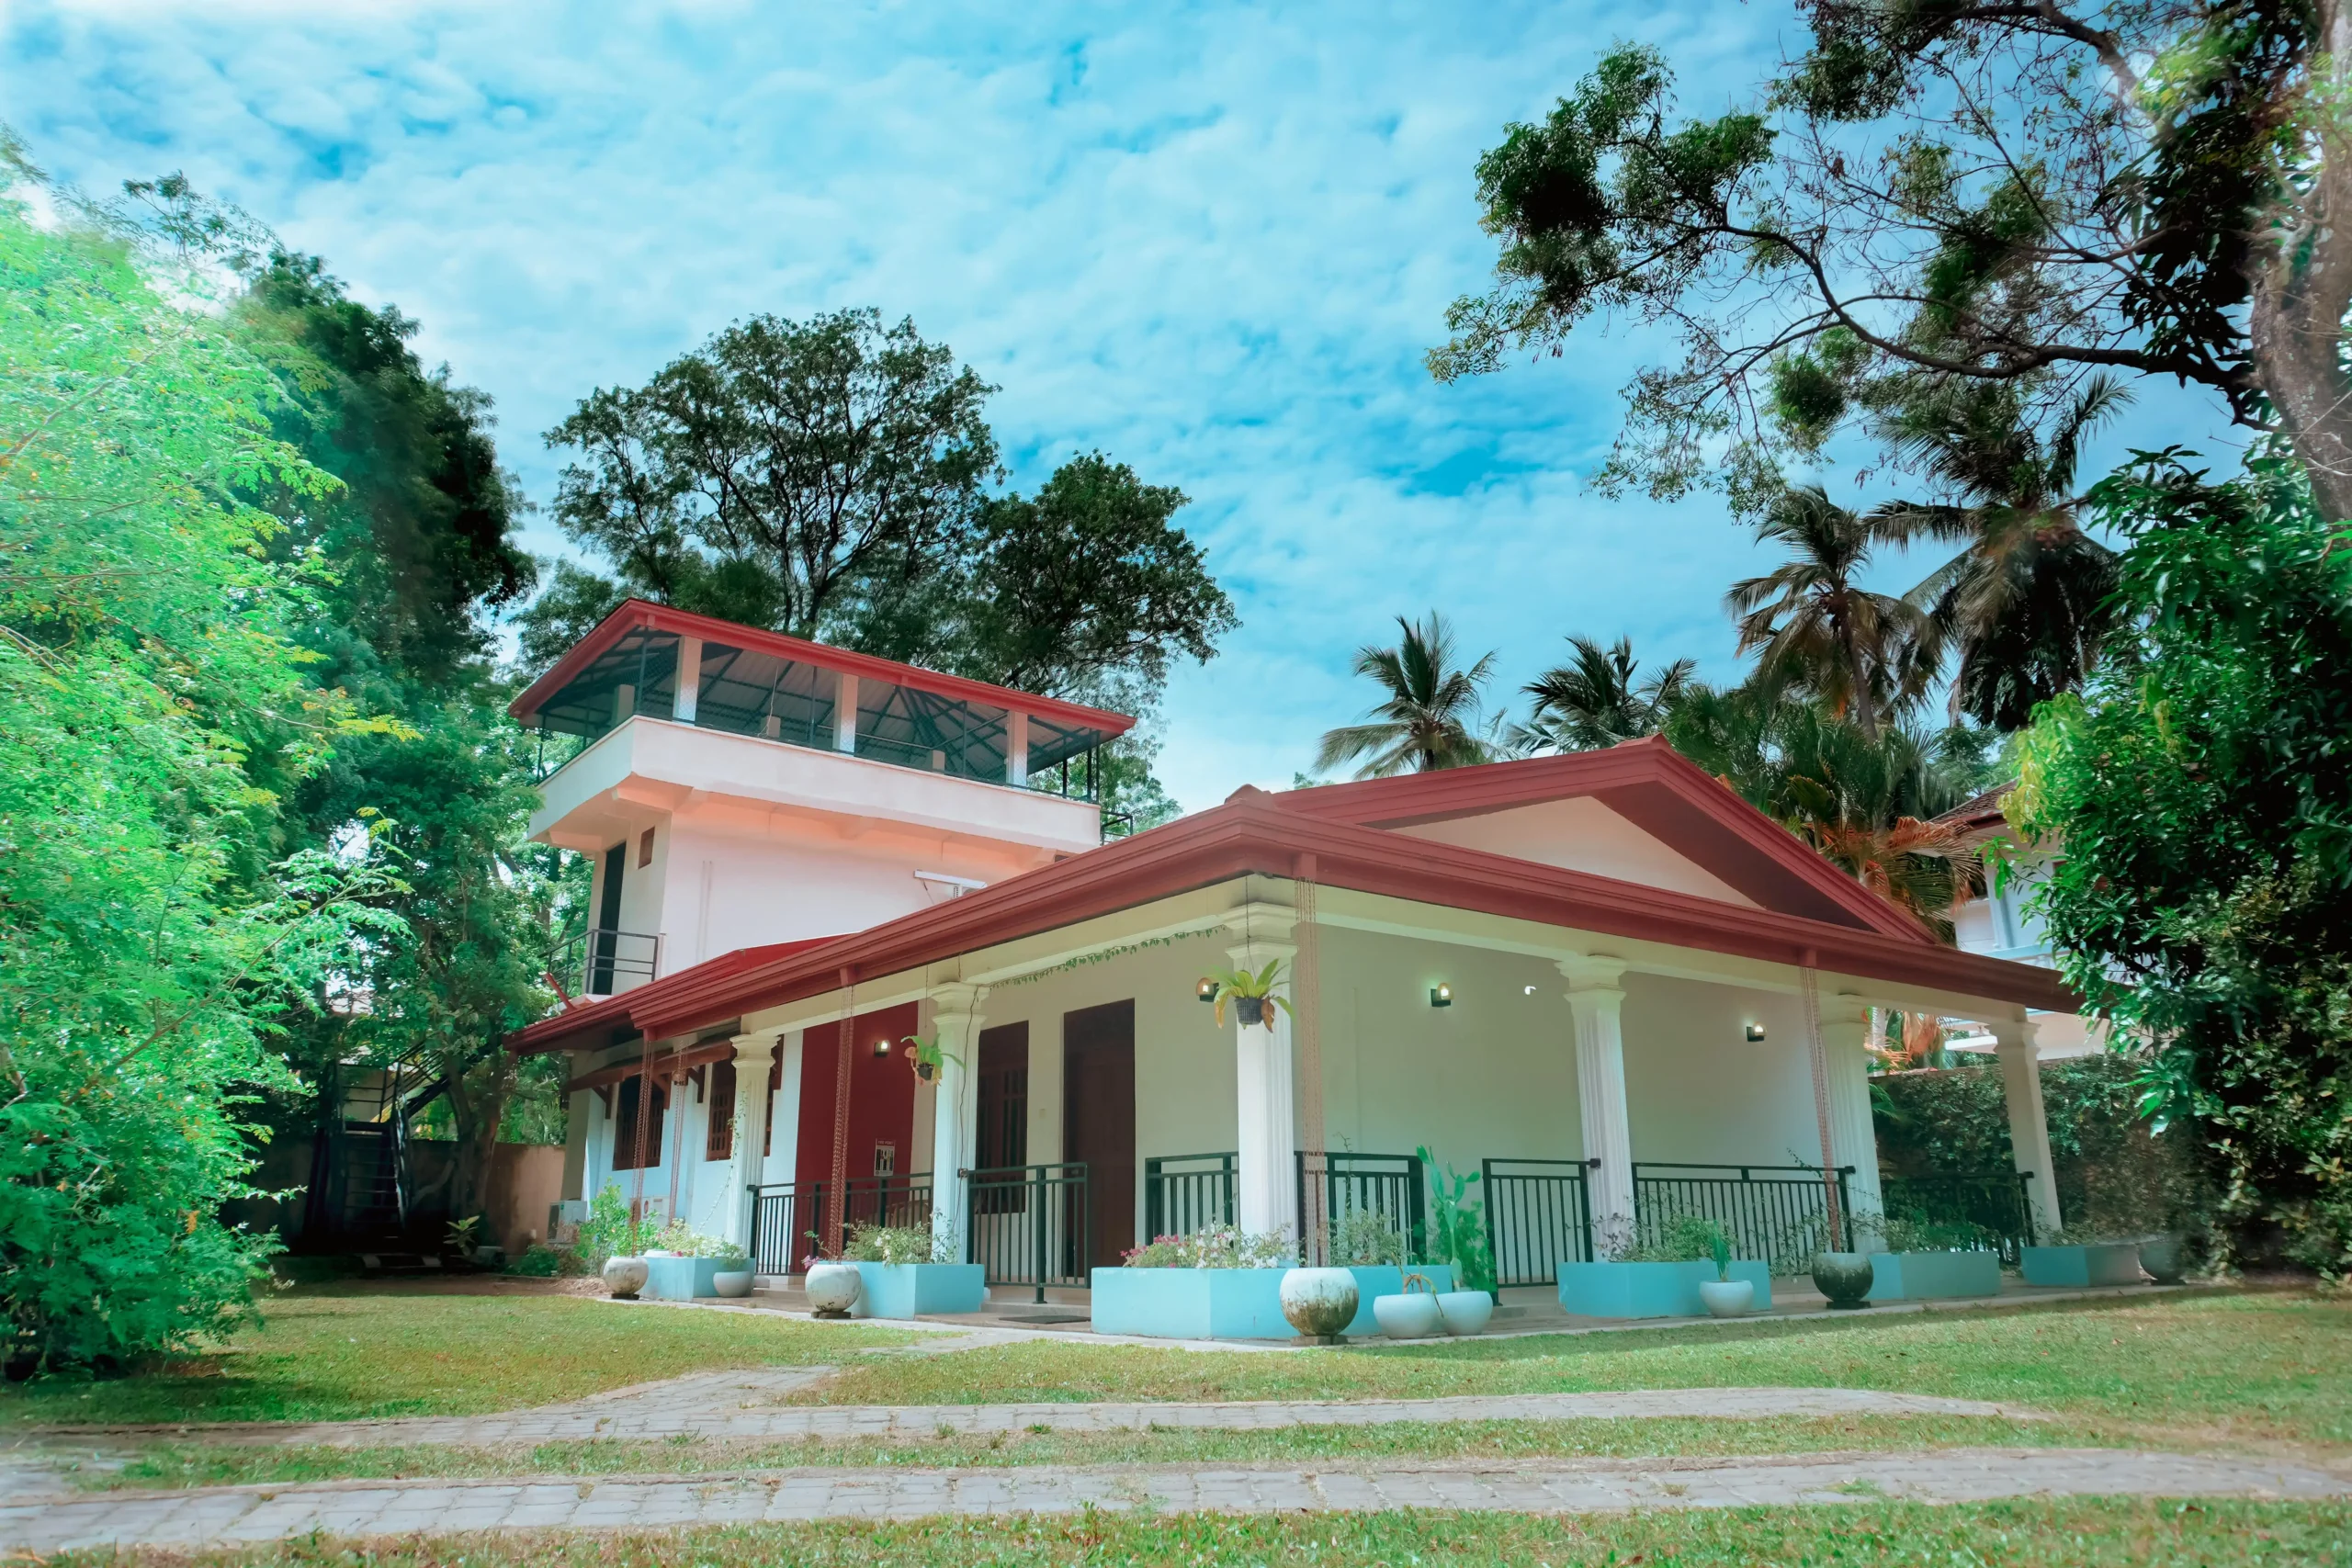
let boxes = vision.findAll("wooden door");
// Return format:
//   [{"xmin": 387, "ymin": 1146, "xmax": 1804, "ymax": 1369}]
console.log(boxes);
[{"xmin": 1063, "ymin": 999, "xmax": 1136, "ymax": 1269}]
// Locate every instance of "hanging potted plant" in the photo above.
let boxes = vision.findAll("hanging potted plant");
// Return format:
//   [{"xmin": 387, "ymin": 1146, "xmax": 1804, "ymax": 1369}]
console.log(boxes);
[
  {"xmin": 901, "ymin": 1033, "xmax": 963, "ymax": 1084},
  {"xmin": 1204, "ymin": 962, "xmax": 1294, "ymax": 1030}
]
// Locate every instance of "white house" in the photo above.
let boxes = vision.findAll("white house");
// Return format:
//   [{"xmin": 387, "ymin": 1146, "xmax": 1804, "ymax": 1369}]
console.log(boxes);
[
  {"xmin": 510, "ymin": 602, "xmax": 2076, "ymax": 1291},
  {"xmin": 1939, "ymin": 787, "xmax": 2104, "ymax": 1061}
]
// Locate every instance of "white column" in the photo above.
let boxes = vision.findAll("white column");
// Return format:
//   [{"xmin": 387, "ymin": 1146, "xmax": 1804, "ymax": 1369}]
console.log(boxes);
[
  {"xmin": 673, "ymin": 637, "xmax": 702, "ymax": 724},
  {"xmin": 763, "ymin": 1031, "xmax": 803, "ymax": 1187},
  {"xmin": 927, "ymin": 983, "xmax": 989, "ymax": 1259},
  {"xmin": 1559, "ymin": 953, "xmax": 1634, "ymax": 1255},
  {"xmin": 724, "ymin": 1034, "xmax": 782, "ymax": 1252},
  {"xmin": 834, "ymin": 671, "xmax": 859, "ymax": 752},
  {"xmin": 1005, "ymin": 711, "xmax": 1030, "ymax": 786},
  {"xmin": 1819, "ymin": 993, "xmax": 1885, "ymax": 1242},
  {"xmin": 1226, "ymin": 904, "xmax": 1300, "ymax": 1245},
  {"xmin": 1993, "ymin": 1015, "xmax": 2064, "ymax": 1236}
]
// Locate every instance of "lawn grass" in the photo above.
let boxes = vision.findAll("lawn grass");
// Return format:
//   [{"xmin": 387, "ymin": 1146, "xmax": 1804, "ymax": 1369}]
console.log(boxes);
[
  {"xmin": 0, "ymin": 1286, "xmax": 912, "ymax": 1428},
  {"xmin": 68, "ymin": 1413, "xmax": 2103, "ymax": 1491},
  {"xmin": 50, "ymin": 1498, "xmax": 2352, "ymax": 1566},
  {"xmin": 802, "ymin": 1288, "xmax": 2352, "ymax": 1446}
]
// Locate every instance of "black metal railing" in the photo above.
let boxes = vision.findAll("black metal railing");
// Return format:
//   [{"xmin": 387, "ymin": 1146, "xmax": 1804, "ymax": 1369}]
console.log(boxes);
[
  {"xmin": 1631, "ymin": 1161, "xmax": 1855, "ymax": 1275},
  {"xmin": 1143, "ymin": 1151, "xmax": 1235, "ymax": 1241},
  {"xmin": 966, "ymin": 1162, "xmax": 1089, "ymax": 1301},
  {"xmin": 1881, "ymin": 1170, "xmax": 2039, "ymax": 1261},
  {"xmin": 749, "ymin": 1176, "xmax": 933, "ymax": 1275},
  {"xmin": 558, "ymin": 926, "xmax": 661, "ymax": 998},
  {"xmin": 1483, "ymin": 1157, "xmax": 1598, "ymax": 1285},
  {"xmin": 1299, "ymin": 1150, "xmax": 1424, "ymax": 1263}
]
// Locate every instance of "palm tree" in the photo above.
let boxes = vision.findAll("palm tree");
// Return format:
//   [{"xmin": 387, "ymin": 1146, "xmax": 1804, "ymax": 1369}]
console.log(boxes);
[
  {"xmin": 1517, "ymin": 635, "xmax": 1696, "ymax": 752},
  {"xmin": 1315, "ymin": 612, "xmax": 1498, "ymax": 778},
  {"xmin": 1724, "ymin": 485, "xmax": 1932, "ymax": 736},
  {"xmin": 1871, "ymin": 378, "xmax": 2125, "ymax": 730}
]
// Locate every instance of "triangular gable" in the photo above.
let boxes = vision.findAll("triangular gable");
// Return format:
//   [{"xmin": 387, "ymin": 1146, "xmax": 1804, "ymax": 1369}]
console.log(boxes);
[
  {"xmin": 1389, "ymin": 795, "xmax": 1759, "ymax": 907},
  {"xmin": 1273, "ymin": 738, "xmax": 1926, "ymax": 939}
]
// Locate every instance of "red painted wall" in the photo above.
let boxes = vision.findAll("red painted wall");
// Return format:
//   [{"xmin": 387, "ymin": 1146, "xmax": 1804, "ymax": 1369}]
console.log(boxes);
[{"xmin": 795, "ymin": 1001, "xmax": 919, "ymax": 1187}]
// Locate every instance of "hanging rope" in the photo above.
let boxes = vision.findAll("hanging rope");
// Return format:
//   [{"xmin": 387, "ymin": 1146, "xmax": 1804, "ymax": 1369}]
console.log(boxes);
[
  {"xmin": 825, "ymin": 966, "xmax": 856, "ymax": 1255},
  {"xmin": 1294, "ymin": 858, "xmax": 1326, "ymax": 1264},
  {"xmin": 1800, "ymin": 956, "xmax": 1846, "ymax": 1251},
  {"xmin": 663, "ymin": 1043, "xmax": 685, "ymax": 1227},
  {"xmin": 628, "ymin": 1031, "xmax": 653, "ymax": 1234}
]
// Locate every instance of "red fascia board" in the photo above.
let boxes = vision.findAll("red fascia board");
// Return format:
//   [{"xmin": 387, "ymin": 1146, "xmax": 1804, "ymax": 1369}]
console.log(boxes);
[
  {"xmin": 617, "ymin": 796, "xmax": 2075, "ymax": 1043},
  {"xmin": 508, "ymin": 599, "xmax": 1136, "ymax": 739},
  {"xmin": 512, "ymin": 936, "xmax": 835, "ymax": 1056},
  {"xmin": 1276, "ymin": 739, "xmax": 1926, "ymax": 942}
]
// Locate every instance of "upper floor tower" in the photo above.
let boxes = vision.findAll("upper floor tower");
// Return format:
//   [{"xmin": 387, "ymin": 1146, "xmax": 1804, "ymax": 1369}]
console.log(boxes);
[{"xmin": 512, "ymin": 601, "xmax": 1132, "ymax": 998}]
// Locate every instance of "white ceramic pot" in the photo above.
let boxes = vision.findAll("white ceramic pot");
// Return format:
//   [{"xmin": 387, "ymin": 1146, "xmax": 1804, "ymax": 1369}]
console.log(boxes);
[
  {"xmin": 1435, "ymin": 1290, "xmax": 1494, "ymax": 1336},
  {"xmin": 1279, "ymin": 1267, "xmax": 1361, "ymax": 1340},
  {"xmin": 601, "ymin": 1255, "xmax": 650, "ymax": 1299},
  {"xmin": 1373, "ymin": 1291, "xmax": 1444, "ymax": 1339},
  {"xmin": 1699, "ymin": 1278, "xmax": 1756, "ymax": 1318},
  {"xmin": 804, "ymin": 1261, "xmax": 862, "ymax": 1317},
  {"xmin": 712, "ymin": 1269, "xmax": 754, "ymax": 1299}
]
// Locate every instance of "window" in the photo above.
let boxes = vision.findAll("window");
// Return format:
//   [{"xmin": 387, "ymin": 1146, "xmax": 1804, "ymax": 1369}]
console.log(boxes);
[
  {"xmin": 612, "ymin": 1076, "xmax": 667, "ymax": 1169},
  {"xmin": 637, "ymin": 827, "xmax": 656, "ymax": 868},
  {"xmin": 704, "ymin": 1061, "xmax": 736, "ymax": 1162}
]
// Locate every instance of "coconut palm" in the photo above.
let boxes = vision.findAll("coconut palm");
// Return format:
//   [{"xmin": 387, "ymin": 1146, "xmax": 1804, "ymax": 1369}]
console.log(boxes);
[
  {"xmin": 1315, "ymin": 612, "xmax": 1498, "ymax": 778},
  {"xmin": 1517, "ymin": 635, "xmax": 1696, "ymax": 753},
  {"xmin": 1871, "ymin": 378, "xmax": 2125, "ymax": 730},
  {"xmin": 1724, "ymin": 486, "xmax": 1933, "ymax": 736}
]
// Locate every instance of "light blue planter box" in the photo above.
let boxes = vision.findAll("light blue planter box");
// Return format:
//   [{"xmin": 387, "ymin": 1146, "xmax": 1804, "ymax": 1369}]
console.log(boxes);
[
  {"xmin": 1865, "ymin": 1249, "xmax": 2001, "ymax": 1301},
  {"xmin": 1557, "ymin": 1259, "xmax": 1771, "ymax": 1319},
  {"xmin": 847, "ymin": 1262, "xmax": 988, "ymax": 1319},
  {"xmin": 1090, "ymin": 1267, "xmax": 1294, "ymax": 1339},
  {"xmin": 1340, "ymin": 1266, "xmax": 1454, "ymax": 1337},
  {"xmin": 640, "ymin": 1255, "xmax": 731, "ymax": 1301},
  {"xmin": 2022, "ymin": 1243, "xmax": 2144, "ymax": 1288}
]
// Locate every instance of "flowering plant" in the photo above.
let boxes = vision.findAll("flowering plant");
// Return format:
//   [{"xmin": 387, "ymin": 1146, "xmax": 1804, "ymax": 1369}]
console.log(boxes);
[{"xmin": 1120, "ymin": 1224, "xmax": 1294, "ymax": 1269}]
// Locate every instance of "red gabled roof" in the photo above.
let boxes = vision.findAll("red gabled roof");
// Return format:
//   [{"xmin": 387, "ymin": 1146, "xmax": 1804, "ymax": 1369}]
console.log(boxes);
[
  {"xmin": 509, "ymin": 743, "xmax": 2073, "ymax": 1054},
  {"xmin": 514, "ymin": 935, "xmax": 839, "ymax": 1057},
  {"xmin": 508, "ymin": 599, "xmax": 1136, "ymax": 739},
  {"xmin": 1276, "ymin": 738, "xmax": 1927, "ymax": 940}
]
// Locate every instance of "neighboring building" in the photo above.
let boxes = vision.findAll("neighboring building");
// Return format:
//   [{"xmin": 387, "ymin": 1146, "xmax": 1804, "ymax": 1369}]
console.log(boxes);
[
  {"xmin": 1937, "ymin": 787, "xmax": 2104, "ymax": 1061},
  {"xmin": 510, "ymin": 603, "xmax": 2078, "ymax": 1286}
]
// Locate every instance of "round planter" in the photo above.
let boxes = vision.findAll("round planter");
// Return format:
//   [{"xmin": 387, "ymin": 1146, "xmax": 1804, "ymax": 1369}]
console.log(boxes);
[
  {"xmin": 712, "ymin": 1269, "xmax": 754, "ymax": 1299},
  {"xmin": 1279, "ymin": 1267, "xmax": 1360, "ymax": 1342},
  {"xmin": 1698, "ymin": 1278, "xmax": 1756, "ymax": 1319},
  {"xmin": 1435, "ymin": 1290, "xmax": 1495, "ymax": 1337},
  {"xmin": 2138, "ymin": 1235, "xmax": 2186, "ymax": 1284},
  {"xmin": 601, "ymin": 1255, "xmax": 650, "ymax": 1300},
  {"xmin": 1373, "ymin": 1292, "xmax": 1444, "ymax": 1340},
  {"xmin": 804, "ymin": 1261, "xmax": 862, "ymax": 1318},
  {"xmin": 1811, "ymin": 1251, "xmax": 1876, "ymax": 1310}
]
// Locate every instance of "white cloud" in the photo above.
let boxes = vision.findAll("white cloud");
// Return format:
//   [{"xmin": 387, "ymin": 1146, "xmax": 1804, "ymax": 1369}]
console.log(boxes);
[{"xmin": 6, "ymin": 0, "xmax": 2237, "ymax": 808}]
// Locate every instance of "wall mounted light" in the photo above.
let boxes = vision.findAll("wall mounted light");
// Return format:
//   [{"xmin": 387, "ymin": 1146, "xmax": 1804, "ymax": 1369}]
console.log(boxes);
[
  {"xmin": 1196, "ymin": 977, "xmax": 1217, "ymax": 1003},
  {"xmin": 872, "ymin": 1037, "xmax": 892, "ymax": 1056},
  {"xmin": 1430, "ymin": 983, "xmax": 1453, "ymax": 1008},
  {"xmin": 1744, "ymin": 1022, "xmax": 1768, "ymax": 1043}
]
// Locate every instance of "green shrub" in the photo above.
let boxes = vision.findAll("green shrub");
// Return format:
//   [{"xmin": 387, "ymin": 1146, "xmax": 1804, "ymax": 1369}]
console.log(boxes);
[
  {"xmin": 503, "ymin": 1245, "xmax": 565, "ymax": 1278},
  {"xmin": 1120, "ymin": 1225, "xmax": 1293, "ymax": 1269},
  {"xmin": 841, "ymin": 1224, "xmax": 950, "ymax": 1265},
  {"xmin": 1329, "ymin": 1210, "xmax": 1407, "ymax": 1267}
]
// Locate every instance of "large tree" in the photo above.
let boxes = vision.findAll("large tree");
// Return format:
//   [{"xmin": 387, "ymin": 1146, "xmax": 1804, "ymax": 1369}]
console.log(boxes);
[
  {"xmin": 2013, "ymin": 450, "xmax": 2352, "ymax": 1272},
  {"xmin": 1316, "ymin": 613, "xmax": 1500, "ymax": 777},
  {"xmin": 1432, "ymin": 15, "xmax": 2352, "ymax": 519},
  {"xmin": 1517, "ymin": 634, "xmax": 1693, "ymax": 751}
]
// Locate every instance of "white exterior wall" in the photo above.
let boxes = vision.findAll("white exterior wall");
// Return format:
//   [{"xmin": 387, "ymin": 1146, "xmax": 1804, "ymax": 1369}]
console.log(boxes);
[{"xmin": 1395, "ymin": 798, "xmax": 1759, "ymax": 907}]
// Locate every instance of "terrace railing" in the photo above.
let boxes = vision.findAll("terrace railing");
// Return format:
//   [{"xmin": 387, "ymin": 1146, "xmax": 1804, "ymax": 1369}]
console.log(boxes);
[
  {"xmin": 748, "ymin": 1175, "xmax": 933, "ymax": 1275},
  {"xmin": 966, "ymin": 1162, "xmax": 1090, "ymax": 1301},
  {"xmin": 1143, "ymin": 1151, "xmax": 1235, "ymax": 1241},
  {"xmin": 1299, "ymin": 1150, "xmax": 1425, "ymax": 1263},
  {"xmin": 558, "ymin": 926, "xmax": 661, "ymax": 998},
  {"xmin": 1881, "ymin": 1170, "xmax": 2039, "ymax": 1261},
  {"xmin": 1482, "ymin": 1157, "xmax": 1598, "ymax": 1285},
  {"xmin": 1632, "ymin": 1161, "xmax": 1855, "ymax": 1276}
]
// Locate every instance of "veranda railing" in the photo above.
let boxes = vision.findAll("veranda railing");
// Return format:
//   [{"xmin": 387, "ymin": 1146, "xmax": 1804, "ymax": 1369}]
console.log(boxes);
[
  {"xmin": 748, "ymin": 1175, "xmax": 933, "ymax": 1275},
  {"xmin": 1142, "ymin": 1152, "xmax": 1236, "ymax": 1240},
  {"xmin": 1881, "ymin": 1170, "xmax": 2038, "ymax": 1261},
  {"xmin": 965, "ymin": 1162, "xmax": 1090, "ymax": 1301},
  {"xmin": 1482, "ymin": 1157, "xmax": 1598, "ymax": 1285},
  {"xmin": 1137, "ymin": 1150, "xmax": 1426, "ymax": 1261},
  {"xmin": 1631, "ymin": 1161, "xmax": 1855, "ymax": 1274}
]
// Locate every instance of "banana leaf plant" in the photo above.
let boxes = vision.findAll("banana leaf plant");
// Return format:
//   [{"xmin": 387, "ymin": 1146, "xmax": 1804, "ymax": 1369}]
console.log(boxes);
[
  {"xmin": 900, "ymin": 1033, "xmax": 965, "ymax": 1083},
  {"xmin": 1418, "ymin": 1145, "xmax": 1498, "ymax": 1295},
  {"xmin": 1204, "ymin": 960, "xmax": 1295, "ymax": 1029}
]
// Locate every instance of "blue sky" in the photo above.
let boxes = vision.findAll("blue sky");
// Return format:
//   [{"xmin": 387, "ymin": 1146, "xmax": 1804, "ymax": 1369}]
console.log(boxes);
[{"xmin": 4, "ymin": 1, "xmax": 2238, "ymax": 810}]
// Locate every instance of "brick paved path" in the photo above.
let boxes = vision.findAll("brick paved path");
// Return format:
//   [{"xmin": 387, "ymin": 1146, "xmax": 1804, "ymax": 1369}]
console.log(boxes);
[
  {"xmin": 6, "ymin": 1449, "xmax": 2344, "ymax": 1552},
  {"xmin": 58, "ymin": 1383, "xmax": 2046, "ymax": 1449}
]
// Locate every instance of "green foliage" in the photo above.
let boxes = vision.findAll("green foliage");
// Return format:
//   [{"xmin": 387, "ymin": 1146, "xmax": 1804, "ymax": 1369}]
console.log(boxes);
[
  {"xmin": 646, "ymin": 1220, "xmax": 747, "ymax": 1262},
  {"xmin": 1329, "ymin": 1210, "xmax": 1408, "ymax": 1268},
  {"xmin": 1315, "ymin": 613, "xmax": 1499, "ymax": 778},
  {"xmin": 502, "ymin": 1245, "xmax": 565, "ymax": 1278},
  {"xmin": 2014, "ymin": 452, "xmax": 2352, "ymax": 1273},
  {"xmin": 1515, "ymin": 634, "xmax": 1692, "ymax": 752},
  {"xmin": 0, "ymin": 152, "xmax": 399, "ymax": 1370},
  {"xmin": 1616, "ymin": 1214, "xmax": 1731, "ymax": 1265},
  {"xmin": 841, "ymin": 1224, "xmax": 951, "ymax": 1265},
  {"xmin": 1120, "ymin": 1225, "xmax": 1294, "ymax": 1269},
  {"xmin": 573, "ymin": 1184, "xmax": 643, "ymax": 1267},
  {"xmin": 1416, "ymin": 1148, "xmax": 1497, "ymax": 1292},
  {"xmin": 1205, "ymin": 962, "xmax": 1294, "ymax": 1030}
]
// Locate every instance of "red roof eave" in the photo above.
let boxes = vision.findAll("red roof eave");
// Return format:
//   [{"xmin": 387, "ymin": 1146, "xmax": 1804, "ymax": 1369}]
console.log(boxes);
[
  {"xmin": 508, "ymin": 599, "xmax": 1136, "ymax": 739},
  {"xmin": 567, "ymin": 795, "xmax": 2074, "ymax": 1051}
]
